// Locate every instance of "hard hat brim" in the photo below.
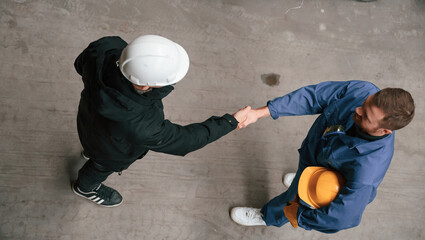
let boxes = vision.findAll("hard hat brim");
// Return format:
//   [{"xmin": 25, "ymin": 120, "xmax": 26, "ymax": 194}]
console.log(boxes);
[{"xmin": 172, "ymin": 43, "xmax": 190, "ymax": 85}]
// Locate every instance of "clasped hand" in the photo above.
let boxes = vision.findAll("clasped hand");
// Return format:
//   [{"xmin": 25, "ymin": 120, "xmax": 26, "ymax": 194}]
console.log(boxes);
[{"xmin": 232, "ymin": 106, "xmax": 262, "ymax": 129}]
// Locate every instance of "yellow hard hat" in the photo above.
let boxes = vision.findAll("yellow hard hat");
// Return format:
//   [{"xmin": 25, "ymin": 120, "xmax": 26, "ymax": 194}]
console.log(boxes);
[{"xmin": 298, "ymin": 167, "xmax": 346, "ymax": 209}]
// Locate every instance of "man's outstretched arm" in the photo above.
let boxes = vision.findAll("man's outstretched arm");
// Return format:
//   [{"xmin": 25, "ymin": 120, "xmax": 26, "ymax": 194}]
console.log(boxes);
[
  {"xmin": 238, "ymin": 80, "xmax": 379, "ymax": 128},
  {"xmin": 143, "ymin": 106, "xmax": 251, "ymax": 156}
]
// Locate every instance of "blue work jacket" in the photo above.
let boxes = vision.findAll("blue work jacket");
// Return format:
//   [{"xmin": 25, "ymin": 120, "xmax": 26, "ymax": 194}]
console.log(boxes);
[{"xmin": 261, "ymin": 80, "xmax": 395, "ymax": 233}]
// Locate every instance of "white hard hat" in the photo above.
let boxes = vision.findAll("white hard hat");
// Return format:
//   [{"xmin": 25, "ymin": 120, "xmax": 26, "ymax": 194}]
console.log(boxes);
[{"xmin": 118, "ymin": 35, "xmax": 189, "ymax": 86}]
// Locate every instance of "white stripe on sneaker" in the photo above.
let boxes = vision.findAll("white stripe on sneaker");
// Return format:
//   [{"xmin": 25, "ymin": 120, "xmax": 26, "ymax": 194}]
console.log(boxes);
[
  {"xmin": 89, "ymin": 196, "xmax": 97, "ymax": 200},
  {"xmin": 98, "ymin": 199, "xmax": 104, "ymax": 204},
  {"xmin": 93, "ymin": 197, "xmax": 100, "ymax": 202},
  {"xmin": 76, "ymin": 186, "xmax": 91, "ymax": 194}
]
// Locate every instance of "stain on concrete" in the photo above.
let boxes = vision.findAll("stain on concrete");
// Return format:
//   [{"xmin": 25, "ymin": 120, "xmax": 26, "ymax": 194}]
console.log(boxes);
[
  {"xmin": 7, "ymin": 19, "xmax": 17, "ymax": 28},
  {"xmin": 15, "ymin": 40, "xmax": 28, "ymax": 54},
  {"xmin": 375, "ymin": 72, "xmax": 383, "ymax": 80},
  {"xmin": 261, "ymin": 73, "xmax": 280, "ymax": 87},
  {"xmin": 387, "ymin": 64, "xmax": 398, "ymax": 75},
  {"xmin": 415, "ymin": 0, "xmax": 425, "ymax": 10},
  {"xmin": 46, "ymin": 0, "xmax": 74, "ymax": 11},
  {"xmin": 1, "ymin": 10, "xmax": 17, "ymax": 28}
]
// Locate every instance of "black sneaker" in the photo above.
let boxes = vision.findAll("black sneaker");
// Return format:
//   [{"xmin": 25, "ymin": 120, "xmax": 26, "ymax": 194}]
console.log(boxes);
[{"xmin": 72, "ymin": 182, "xmax": 123, "ymax": 207}]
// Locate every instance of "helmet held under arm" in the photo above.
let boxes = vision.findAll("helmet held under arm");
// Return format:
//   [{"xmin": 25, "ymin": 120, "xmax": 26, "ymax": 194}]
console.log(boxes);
[{"xmin": 298, "ymin": 167, "xmax": 346, "ymax": 209}]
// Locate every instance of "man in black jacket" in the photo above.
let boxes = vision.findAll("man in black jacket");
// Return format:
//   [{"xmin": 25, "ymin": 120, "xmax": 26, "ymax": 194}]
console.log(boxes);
[{"xmin": 72, "ymin": 35, "xmax": 250, "ymax": 207}]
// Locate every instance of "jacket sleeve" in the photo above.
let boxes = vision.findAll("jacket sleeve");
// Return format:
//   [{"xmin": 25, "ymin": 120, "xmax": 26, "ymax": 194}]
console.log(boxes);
[
  {"xmin": 142, "ymin": 114, "xmax": 238, "ymax": 156},
  {"xmin": 267, "ymin": 80, "xmax": 379, "ymax": 119},
  {"xmin": 296, "ymin": 182, "xmax": 375, "ymax": 233}
]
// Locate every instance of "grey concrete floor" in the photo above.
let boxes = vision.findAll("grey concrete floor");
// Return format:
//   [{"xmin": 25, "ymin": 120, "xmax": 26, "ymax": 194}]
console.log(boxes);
[{"xmin": 1, "ymin": 0, "xmax": 425, "ymax": 239}]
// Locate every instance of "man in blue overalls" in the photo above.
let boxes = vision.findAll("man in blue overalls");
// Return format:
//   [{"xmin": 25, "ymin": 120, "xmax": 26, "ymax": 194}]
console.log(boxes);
[{"xmin": 230, "ymin": 81, "xmax": 415, "ymax": 233}]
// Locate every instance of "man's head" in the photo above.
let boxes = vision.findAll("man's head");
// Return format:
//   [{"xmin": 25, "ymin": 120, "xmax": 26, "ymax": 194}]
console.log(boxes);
[
  {"xmin": 353, "ymin": 88, "xmax": 415, "ymax": 136},
  {"xmin": 117, "ymin": 35, "xmax": 190, "ymax": 90}
]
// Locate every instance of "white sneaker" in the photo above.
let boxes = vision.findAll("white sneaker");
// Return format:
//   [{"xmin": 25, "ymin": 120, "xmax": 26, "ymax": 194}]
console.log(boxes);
[
  {"xmin": 283, "ymin": 173, "xmax": 296, "ymax": 188},
  {"xmin": 230, "ymin": 207, "xmax": 266, "ymax": 226}
]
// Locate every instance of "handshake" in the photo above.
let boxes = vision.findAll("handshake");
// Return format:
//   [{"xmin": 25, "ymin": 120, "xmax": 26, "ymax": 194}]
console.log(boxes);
[{"xmin": 232, "ymin": 105, "xmax": 271, "ymax": 129}]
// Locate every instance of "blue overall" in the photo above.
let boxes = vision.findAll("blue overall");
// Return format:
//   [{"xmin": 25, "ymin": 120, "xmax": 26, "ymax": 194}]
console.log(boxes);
[{"xmin": 261, "ymin": 81, "xmax": 395, "ymax": 233}]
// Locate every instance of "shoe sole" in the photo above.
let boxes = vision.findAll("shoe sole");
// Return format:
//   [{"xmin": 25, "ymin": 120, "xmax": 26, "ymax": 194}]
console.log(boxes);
[
  {"xmin": 80, "ymin": 151, "xmax": 90, "ymax": 161},
  {"xmin": 71, "ymin": 183, "xmax": 123, "ymax": 208}
]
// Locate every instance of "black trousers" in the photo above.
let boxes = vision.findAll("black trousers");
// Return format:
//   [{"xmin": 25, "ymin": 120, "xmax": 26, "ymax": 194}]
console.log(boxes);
[
  {"xmin": 75, "ymin": 151, "xmax": 148, "ymax": 191},
  {"xmin": 76, "ymin": 160, "xmax": 114, "ymax": 191}
]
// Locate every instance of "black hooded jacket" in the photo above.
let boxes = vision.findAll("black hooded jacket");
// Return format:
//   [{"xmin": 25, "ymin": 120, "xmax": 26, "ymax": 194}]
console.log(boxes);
[{"xmin": 75, "ymin": 36, "xmax": 238, "ymax": 170}]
